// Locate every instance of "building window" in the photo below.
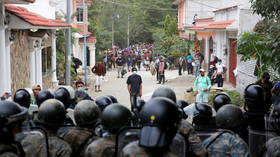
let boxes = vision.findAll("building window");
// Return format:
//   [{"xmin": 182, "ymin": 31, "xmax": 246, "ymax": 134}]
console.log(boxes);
[
  {"xmin": 42, "ymin": 47, "xmax": 52, "ymax": 75},
  {"xmin": 77, "ymin": 8, "xmax": 84, "ymax": 22}
]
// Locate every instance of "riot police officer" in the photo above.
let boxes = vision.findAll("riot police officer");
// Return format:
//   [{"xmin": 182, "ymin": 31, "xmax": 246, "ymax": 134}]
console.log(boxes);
[
  {"xmin": 94, "ymin": 96, "xmax": 113, "ymax": 112},
  {"xmin": 185, "ymin": 103, "xmax": 215, "ymax": 130},
  {"xmin": 13, "ymin": 89, "xmax": 31, "ymax": 108},
  {"xmin": 60, "ymin": 100, "xmax": 101, "ymax": 157},
  {"xmin": 212, "ymin": 92, "xmax": 231, "ymax": 112},
  {"xmin": 263, "ymin": 102, "xmax": 280, "ymax": 157},
  {"xmin": 21, "ymin": 99, "xmax": 72, "ymax": 157},
  {"xmin": 85, "ymin": 104, "xmax": 132, "ymax": 157},
  {"xmin": 203, "ymin": 104, "xmax": 249, "ymax": 157},
  {"xmin": 36, "ymin": 90, "xmax": 54, "ymax": 107},
  {"xmin": 177, "ymin": 100, "xmax": 207, "ymax": 157},
  {"xmin": 54, "ymin": 87, "xmax": 76, "ymax": 124},
  {"xmin": 54, "ymin": 87, "xmax": 74, "ymax": 109},
  {"xmin": 0, "ymin": 101, "xmax": 27, "ymax": 157},
  {"xmin": 244, "ymin": 84, "xmax": 266, "ymax": 127},
  {"xmin": 120, "ymin": 97, "xmax": 184, "ymax": 157}
]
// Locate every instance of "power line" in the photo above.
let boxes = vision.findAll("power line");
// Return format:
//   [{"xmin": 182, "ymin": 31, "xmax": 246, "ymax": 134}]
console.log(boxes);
[{"xmin": 100, "ymin": 0, "xmax": 178, "ymax": 12}]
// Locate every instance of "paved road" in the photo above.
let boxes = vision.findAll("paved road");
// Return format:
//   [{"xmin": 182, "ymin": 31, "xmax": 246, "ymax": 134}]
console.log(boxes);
[{"xmin": 85, "ymin": 68, "xmax": 196, "ymax": 108}]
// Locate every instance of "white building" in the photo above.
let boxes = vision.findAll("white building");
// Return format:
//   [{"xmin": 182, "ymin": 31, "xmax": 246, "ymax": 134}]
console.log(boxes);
[
  {"xmin": 175, "ymin": 0, "xmax": 261, "ymax": 91},
  {"xmin": 0, "ymin": 0, "xmax": 70, "ymax": 94},
  {"xmin": 56, "ymin": 0, "xmax": 96, "ymax": 69}
]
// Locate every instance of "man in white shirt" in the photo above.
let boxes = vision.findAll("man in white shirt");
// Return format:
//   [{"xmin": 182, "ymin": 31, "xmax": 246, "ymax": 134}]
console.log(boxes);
[{"xmin": 215, "ymin": 59, "xmax": 226, "ymax": 87}]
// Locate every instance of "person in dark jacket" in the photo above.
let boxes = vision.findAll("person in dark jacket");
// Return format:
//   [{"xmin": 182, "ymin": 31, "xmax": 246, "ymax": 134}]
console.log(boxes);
[
  {"xmin": 116, "ymin": 55, "xmax": 125, "ymax": 78},
  {"xmin": 92, "ymin": 61, "xmax": 106, "ymax": 92}
]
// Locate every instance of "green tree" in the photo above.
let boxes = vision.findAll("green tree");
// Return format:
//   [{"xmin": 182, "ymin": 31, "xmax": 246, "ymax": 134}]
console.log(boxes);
[
  {"xmin": 237, "ymin": 0, "xmax": 280, "ymax": 78},
  {"xmin": 88, "ymin": 0, "xmax": 177, "ymax": 50}
]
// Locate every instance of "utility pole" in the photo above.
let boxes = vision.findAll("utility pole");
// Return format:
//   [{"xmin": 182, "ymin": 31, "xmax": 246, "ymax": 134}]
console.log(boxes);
[
  {"xmin": 65, "ymin": 0, "xmax": 72, "ymax": 85},
  {"xmin": 112, "ymin": 0, "xmax": 115, "ymax": 50},
  {"xmin": 112, "ymin": 16, "xmax": 114, "ymax": 50},
  {"xmin": 127, "ymin": 15, "xmax": 130, "ymax": 47},
  {"xmin": 83, "ymin": 0, "xmax": 88, "ymax": 85}
]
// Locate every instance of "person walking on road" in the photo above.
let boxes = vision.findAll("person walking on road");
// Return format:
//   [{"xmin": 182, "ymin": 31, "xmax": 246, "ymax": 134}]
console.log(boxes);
[
  {"xmin": 187, "ymin": 53, "xmax": 194, "ymax": 74},
  {"xmin": 157, "ymin": 57, "xmax": 167, "ymax": 84},
  {"xmin": 127, "ymin": 67, "xmax": 142, "ymax": 110},
  {"xmin": 116, "ymin": 55, "xmax": 125, "ymax": 78},
  {"xmin": 92, "ymin": 61, "xmax": 106, "ymax": 92},
  {"xmin": 178, "ymin": 56, "xmax": 186, "ymax": 76},
  {"xmin": 215, "ymin": 59, "xmax": 226, "ymax": 88},
  {"xmin": 194, "ymin": 69, "xmax": 212, "ymax": 103},
  {"xmin": 193, "ymin": 55, "xmax": 201, "ymax": 78}
]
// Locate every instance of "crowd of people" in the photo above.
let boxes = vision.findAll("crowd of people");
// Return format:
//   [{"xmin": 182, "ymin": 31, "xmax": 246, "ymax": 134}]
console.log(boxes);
[
  {"xmin": 176, "ymin": 50, "xmax": 227, "ymax": 88},
  {"xmin": 1, "ymin": 72, "xmax": 280, "ymax": 157}
]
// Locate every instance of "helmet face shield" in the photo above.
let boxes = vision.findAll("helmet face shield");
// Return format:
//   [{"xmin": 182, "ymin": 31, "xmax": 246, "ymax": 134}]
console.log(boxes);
[
  {"xmin": 183, "ymin": 103, "xmax": 213, "ymax": 125},
  {"xmin": 139, "ymin": 126, "xmax": 168, "ymax": 148},
  {"xmin": 183, "ymin": 103, "xmax": 201, "ymax": 121}
]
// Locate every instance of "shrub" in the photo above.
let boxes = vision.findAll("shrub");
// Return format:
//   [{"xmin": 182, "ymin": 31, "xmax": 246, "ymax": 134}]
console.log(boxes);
[{"xmin": 208, "ymin": 90, "xmax": 244, "ymax": 107}]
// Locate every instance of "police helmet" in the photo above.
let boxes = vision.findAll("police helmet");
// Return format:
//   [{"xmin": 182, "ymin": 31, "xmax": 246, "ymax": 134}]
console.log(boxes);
[
  {"xmin": 13, "ymin": 89, "xmax": 31, "ymax": 108},
  {"xmin": 74, "ymin": 100, "xmax": 100, "ymax": 127},
  {"xmin": 139, "ymin": 97, "xmax": 181, "ymax": 148},
  {"xmin": 58, "ymin": 86, "xmax": 75, "ymax": 100},
  {"xmin": 213, "ymin": 92, "xmax": 231, "ymax": 111},
  {"xmin": 37, "ymin": 99, "xmax": 66, "ymax": 127},
  {"xmin": 36, "ymin": 90, "xmax": 54, "ymax": 107},
  {"xmin": 244, "ymin": 84, "xmax": 265, "ymax": 111},
  {"xmin": 95, "ymin": 96, "xmax": 113, "ymax": 112},
  {"xmin": 215, "ymin": 104, "xmax": 243, "ymax": 129},
  {"xmin": 151, "ymin": 87, "xmax": 177, "ymax": 103},
  {"xmin": 192, "ymin": 103, "xmax": 213, "ymax": 126},
  {"xmin": 54, "ymin": 87, "xmax": 71, "ymax": 109},
  {"xmin": 101, "ymin": 103, "xmax": 131, "ymax": 133},
  {"xmin": 177, "ymin": 100, "xmax": 189, "ymax": 110},
  {"xmin": 105, "ymin": 95, "xmax": 118, "ymax": 103},
  {"xmin": 0, "ymin": 101, "xmax": 27, "ymax": 142},
  {"xmin": 176, "ymin": 100, "xmax": 189, "ymax": 119}
]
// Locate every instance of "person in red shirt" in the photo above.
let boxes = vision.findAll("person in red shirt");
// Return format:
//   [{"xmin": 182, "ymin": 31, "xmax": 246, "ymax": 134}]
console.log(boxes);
[{"xmin": 92, "ymin": 61, "xmax": 106, "ymax": 92}]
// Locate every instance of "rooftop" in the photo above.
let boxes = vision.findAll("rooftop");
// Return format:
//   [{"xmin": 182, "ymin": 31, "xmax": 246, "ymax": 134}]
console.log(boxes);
[{"xmin": 6, "ymin": 5, "xmax": 71, "ymax": 28}]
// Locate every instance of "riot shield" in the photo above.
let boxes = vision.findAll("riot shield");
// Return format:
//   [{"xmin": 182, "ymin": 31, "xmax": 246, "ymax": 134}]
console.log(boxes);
[
  {"xmin": 183, "ymin": 103, "xmax": 197, "ymax": 123},
  {"xmin": 170, "ymin": 133, "xmax": 187, "ymax": 157},
  {"xmin": 115, "ymin": 127, "xmax": 141, "ymax": 157},
  {"xmin": 248, "ymin": 127, "xmax": 277, "ymax": 157}
]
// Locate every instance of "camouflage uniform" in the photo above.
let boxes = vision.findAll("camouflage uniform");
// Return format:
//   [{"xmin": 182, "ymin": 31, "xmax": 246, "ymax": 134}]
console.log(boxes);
[
  {"xmin": 21, "ymin": 133, "xmax": 72, "ymax": 157},
  {"xmin": 203, "ymin": 130, "xmax": 249, "ymax": 157},
  {"xmin": 120, "ymin": 141, "xmax": 177, "ymax": 157},
  {"xmin": 85, "ymin": 134, "xmax": 116, "ymax": 157},
  {"xmin": 59, "ymin": 127, "xmax": 100, "ymax": 157},
  {"xmin": 179, "ymin": 120, "xmax": 207, "ymax": 157},
  {"xmin": 264, "ymin": 136, "xmax": 280, "ymax": 157},
  {"xmin": 0, "ymin": 144, "xmax": 19, "ymax": 157}
]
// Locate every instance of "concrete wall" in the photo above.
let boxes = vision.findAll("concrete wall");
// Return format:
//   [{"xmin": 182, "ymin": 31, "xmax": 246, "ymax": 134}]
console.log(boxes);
[
  {"xmin": 236, "ymin": 55, "xmax": 257, "ymax": 94},
  {"xmin": 222, "ymin": 0, "xmax": 251, "ymax": 9},
  {"xmin": 214, "ymin": 8, "xmax": 238, "ymax": 21},
  {"xmin": 10, "ymin": 30, "xmax": 31, "ymax": 93},
  {"xmin": 238, "ymin": 9, "xmax": 261, "ymax": 35},
  {"xmin": 185, "ymin": 0, "xmax": 222, "ymax": 26},
  {"xmin": 235, "ymin": 9, "xmax": 261, "ymax": 93}
]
